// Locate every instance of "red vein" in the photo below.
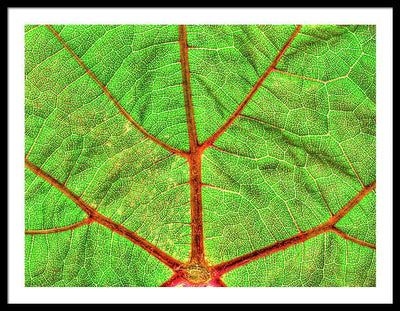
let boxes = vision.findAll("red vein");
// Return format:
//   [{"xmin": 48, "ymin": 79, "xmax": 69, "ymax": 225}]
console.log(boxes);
[
  {"xmin": 25, "ymin": 218, "xmax": 94, "ymax": 235},
  {"xmin": 330, "ymin": 226, "xmax": 376, "ymax": 250},
  {"xmin": 179, "ymin": 25, "xmax": 198, "ymax": 154},
  {"xmin": 159, "ymin": 272, "xmax": 229, "ymax": 287},
  {"xmin": 179, "ymin": 25, "xmax": 205, "ymax": 264},
  {"xmin": 209, "ymin": 278, "xmax": 228, "ymax": 287},
  {"xmin": 200, "ymin": 25, "xmax": 302, "ymax": 151},
  {"xmin": 25, "ymin": 159, "xmax": 183, "ymax": 271},
  {"xmin": 160, "ymin": 274, "xmax": 185, "ymax": 287},
  {"xmin": 45, "ymin": 24, "xmax": 188, "ymax": 159},
  {"xmin": 329, "ymin": 180, "xmax": 376, "ymax": 224},
  {"xmin": 211, "ymin": 180, "xmax": 376, "ymax": 276}
]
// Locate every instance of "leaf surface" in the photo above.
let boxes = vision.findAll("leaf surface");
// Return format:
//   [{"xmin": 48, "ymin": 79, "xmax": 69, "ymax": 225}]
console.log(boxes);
[{"xmin": 24, "ymin": 24, "xmax": 376, "ymax": 287}]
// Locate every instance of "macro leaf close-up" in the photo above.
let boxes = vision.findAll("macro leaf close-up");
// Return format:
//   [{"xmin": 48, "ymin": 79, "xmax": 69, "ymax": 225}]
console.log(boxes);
[{"xmin": 24, "ymin": 24, "xmax": 376, "ymax": 287}]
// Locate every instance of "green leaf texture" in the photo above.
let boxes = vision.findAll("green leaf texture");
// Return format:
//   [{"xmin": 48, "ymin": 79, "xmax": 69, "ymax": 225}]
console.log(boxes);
[{"xmin": 25, "ymin": 24, "xmax": 376, "ymax": 287}]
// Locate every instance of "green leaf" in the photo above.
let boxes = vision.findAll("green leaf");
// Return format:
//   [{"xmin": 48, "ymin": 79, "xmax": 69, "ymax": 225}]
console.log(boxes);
[{"xmin": 25, "ymin": 24, "xmax": 376, "ymax": 287}]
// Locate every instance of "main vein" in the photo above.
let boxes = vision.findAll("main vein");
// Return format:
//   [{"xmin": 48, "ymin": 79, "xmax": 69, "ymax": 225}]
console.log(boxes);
[
  {"xmin": 178, "ymin": 25, "xmax": 205, "ymax": 264},
  {"xmin": 200, "ymin": 25, "xmax": 302, "ymax": 151},
  {"xmin": 179, "ymin": 25, "xmax": 198, "ymax": 154},
  {"xmin": 211, "ymin": 180, "xmax": 376, "ymax": 276},
  {"xmin": 25, "ymin": 159, "xmax": 183, "ymax": 271},
  {"xmin": 45, "ymin": 25, "xmax": 188, "ymax": 159}
]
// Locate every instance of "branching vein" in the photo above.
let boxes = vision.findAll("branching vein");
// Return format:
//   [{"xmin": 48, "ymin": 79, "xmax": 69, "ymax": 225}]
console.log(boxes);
[
  {"xmin": 25, "ymin": 159, "xmax": 183, "ymax": 271},
  {"xmin": 45, "ymin": 24, "xmax": 188, "ymax": 159},
  {"xmin": 211, "ymin": 180, "xmax": 376, "ymax": 276},
  {"xmin": 200, "ymin": 25, "xmax": 302, "ymax": 151}
]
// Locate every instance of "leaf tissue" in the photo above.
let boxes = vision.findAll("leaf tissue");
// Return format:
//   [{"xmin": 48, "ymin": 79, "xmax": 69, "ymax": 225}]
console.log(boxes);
[{"xmin": 24, "ymin": 24, "xmax": 376, "ymax": 287}]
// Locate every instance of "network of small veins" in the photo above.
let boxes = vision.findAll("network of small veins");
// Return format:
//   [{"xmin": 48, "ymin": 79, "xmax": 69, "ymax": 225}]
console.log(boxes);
[{"xmin": 25, "ymin": 25, "xmax": 376, "ymax": 287}]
